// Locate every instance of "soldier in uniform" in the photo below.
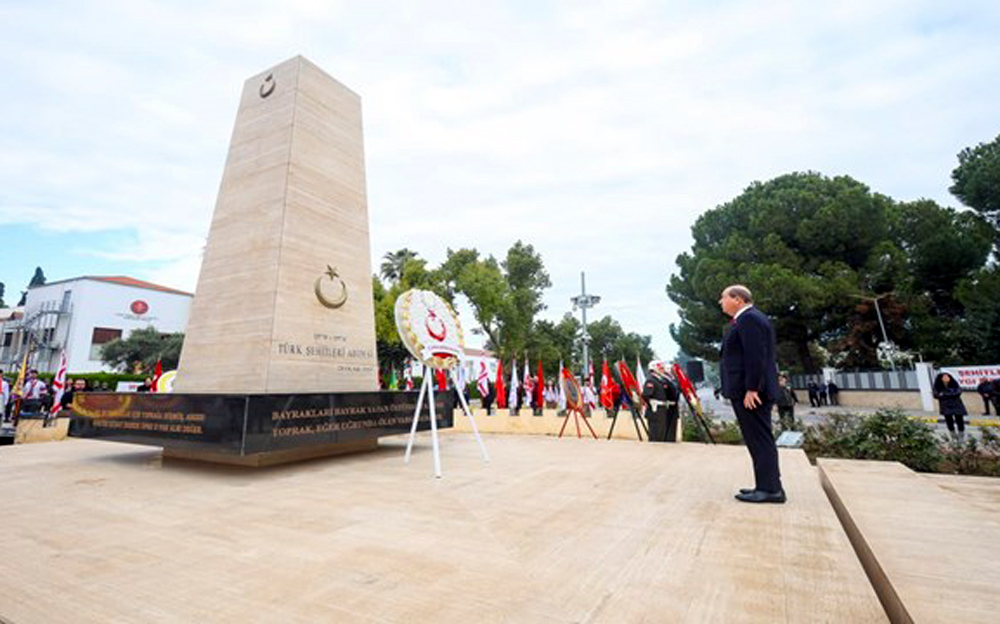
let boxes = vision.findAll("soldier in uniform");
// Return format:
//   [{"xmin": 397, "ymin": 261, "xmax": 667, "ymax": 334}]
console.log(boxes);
[{"xmin": 643, "ymin": 361, "xmax": 680, "ymax": 442}]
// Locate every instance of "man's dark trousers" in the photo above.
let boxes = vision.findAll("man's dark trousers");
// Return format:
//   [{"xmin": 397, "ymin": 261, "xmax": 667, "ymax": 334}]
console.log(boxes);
[{"xmin": 733, "ymin": 401, "xmax": 781, "ymax": 493}]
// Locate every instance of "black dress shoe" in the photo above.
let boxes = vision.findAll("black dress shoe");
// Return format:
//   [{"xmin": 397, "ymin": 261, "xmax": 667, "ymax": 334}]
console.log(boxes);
[{"xmin": 735, "ymin": 489, "xmax": 786, "ymax": 504}]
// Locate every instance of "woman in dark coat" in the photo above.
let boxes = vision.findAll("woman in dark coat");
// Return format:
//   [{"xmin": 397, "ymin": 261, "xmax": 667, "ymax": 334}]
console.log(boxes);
[{"xmin": 933, "ymin": 372, "xmax": 968, "ymax": 443}]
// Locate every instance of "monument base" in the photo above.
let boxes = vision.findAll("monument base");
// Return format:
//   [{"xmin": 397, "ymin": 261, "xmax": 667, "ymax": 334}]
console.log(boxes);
[
  {"xmin": 70, "ymin": 391, "xmax": 452, "ymax": 467},
  {"xmin": 162, "ymin": 438, "xmax": 379, "ymax": 467}
]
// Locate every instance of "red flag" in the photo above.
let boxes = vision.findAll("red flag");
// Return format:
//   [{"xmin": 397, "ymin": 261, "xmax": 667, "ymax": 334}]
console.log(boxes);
[
  {"xmin": 435, "ymin": 369, "xmax": 447, "ymax": 391},
  {"xmin": 535, "ymin": 359, "xmax": 544, "ymax": 408},
  {"xmin": 495, "ymin": 360, "xmax": 507, "ymax": 409},
  {"xmin": 151, "ymin": 359, "xmax": 163, "ymax": 392},
  {"xmin": 672, "ymin": 363, "xmax": 698, "ymax": 404},
  {"xmin": 600, "ymin": 359, "xmax": 615, "ymax": 408},
  {"xmin": 617, "ymin": 360, "xmax": 639, "ymax": 395},
  {"xmin": 617, "ymin": 359, "xmax": 641, "ymax": 406}
]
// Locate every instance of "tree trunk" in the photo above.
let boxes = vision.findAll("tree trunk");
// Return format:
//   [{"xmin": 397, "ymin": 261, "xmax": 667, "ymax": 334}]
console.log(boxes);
[{"xmin": 795, "ymin": 338, "xmax": 817, "ymax": 373}]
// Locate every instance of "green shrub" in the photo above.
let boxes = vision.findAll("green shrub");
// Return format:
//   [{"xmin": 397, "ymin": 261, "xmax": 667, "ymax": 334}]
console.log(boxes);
[
  {"xmin": 804, "ymin": 408, "xmax": 941, "ymax": 472},
  {"xmin": 682, "ymin": 406, "xmax": 744, "ymax": 445},
  {"xmin": 3, "ymin": 372, "xmax": 146, "ymax": 390},
  {"xmin": 939, "ymin": 427, "xmax": 1000, "ymax": 476}
]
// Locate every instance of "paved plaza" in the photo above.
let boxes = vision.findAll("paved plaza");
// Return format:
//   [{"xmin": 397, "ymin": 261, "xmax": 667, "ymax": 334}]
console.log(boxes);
[{"xmin": 2, "ymin": 434, "xmax": 883, "ymax": 623}]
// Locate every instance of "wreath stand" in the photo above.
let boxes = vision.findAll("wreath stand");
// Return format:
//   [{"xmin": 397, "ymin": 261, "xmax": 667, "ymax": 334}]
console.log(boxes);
[
  {"xmin": 606, "ymin": 399, "xmax": 649, "ymax": 441},
  {"xmin": 404, "ymin": 368, "xmax": 489, "ymax": 478},
  {"xmin": 556, "ymin": 371, "xmax": 598, "ymax": 439},
  {"xmin": 558, "ymin": 403, "xmax": 598, "ymax": 439}
]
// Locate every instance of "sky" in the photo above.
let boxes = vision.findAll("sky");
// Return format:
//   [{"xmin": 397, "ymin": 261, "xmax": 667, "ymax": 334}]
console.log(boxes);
[{"xmin": 1, "ymin": 0, "xmax": 999, "ymax": 360}]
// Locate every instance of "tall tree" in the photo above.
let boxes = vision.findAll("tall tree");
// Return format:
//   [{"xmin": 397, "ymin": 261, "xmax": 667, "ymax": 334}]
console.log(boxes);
[
  {"xmin": 439, "ymin": 240, "xmax": 551, "ymax": 360},
  {"xmin": 951, "ymin": 132, "xmax": 1000, "ymax": 244},
  {"xmin": 500, "ymin": 241, "xmax": 552, "ymax": 355},
  {"xmin": 585, "ymin": 315, "xmax": 654, "ymax": 365},
  {"xmin": 526, "ymin": 315, "xmax": 579, "ymax": 377},
  {"xmin": 100, "ymin": 327, "xmax": 184, "ymax": 374},
  {"xmin": 952, "ymin": 267, "xmax": 1000, "ymax": 364},
  {"xmin": 17, "ymin": 266, "xmax": 47, "ymax": 306},
  {"xmin": 888, "ymin": 200, "xmax": 994, "ymax": 363},
  {"xmin": 668, "ymin": 172, "xmax": 892, "ymax": 372},
  {"xmin": 372, "ymin": 257, "xmax": 449, "ymax": 371},
  {"xmin": 0, "ymin": 282, "xmax": 5, "ymax": 308},
  {"xmin": 379, "ymin": 248, "xmax": 419, "ymax": 283}
]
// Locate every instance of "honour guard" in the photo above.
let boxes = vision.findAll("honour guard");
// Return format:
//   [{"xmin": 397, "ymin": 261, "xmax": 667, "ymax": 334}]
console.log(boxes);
[{"xmin": 643, "ymin": 361, "xmax": 680, "ymax": 442}]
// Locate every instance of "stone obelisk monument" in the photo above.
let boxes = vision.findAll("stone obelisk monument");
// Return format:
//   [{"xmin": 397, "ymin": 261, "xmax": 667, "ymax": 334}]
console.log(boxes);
[{"xmin": 175, "ymin": 56, "xmax": 378, "ymax": 394}]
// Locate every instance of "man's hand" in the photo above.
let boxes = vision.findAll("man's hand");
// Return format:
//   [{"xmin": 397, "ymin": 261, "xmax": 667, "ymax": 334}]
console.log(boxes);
[{"xmin": 743, "ymin": 390, "xmax": 761, "ymax": 410}]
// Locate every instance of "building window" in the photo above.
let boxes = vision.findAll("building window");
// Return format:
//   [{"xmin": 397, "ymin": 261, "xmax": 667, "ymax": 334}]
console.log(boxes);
[
  {"xmin": 90, "ymin": 327, "xmax": 122, "ymax": 361},
  {"xmin": 42, "ymin": 327, "xmax": 55, "ymax": 345},
  {"xmin": 2, "ymin": 333, "xmax": 11, "ymax": 347}
]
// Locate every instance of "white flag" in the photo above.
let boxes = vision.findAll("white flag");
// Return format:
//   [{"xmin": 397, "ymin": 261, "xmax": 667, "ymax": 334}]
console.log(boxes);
[
  {"xmin": 557, "ymin": 359, "xmax": 567, "ymax": 411},
  {"xmin": 583, "ymin": 383, "xmax": 597, "ymax": 410},
  {"xmin": 508, "ymin": 359, "xmax": 519, "ymax": 408},
  {"xmin": 636, "ymin": 355, "xmax": 647, "ymax": 390}
]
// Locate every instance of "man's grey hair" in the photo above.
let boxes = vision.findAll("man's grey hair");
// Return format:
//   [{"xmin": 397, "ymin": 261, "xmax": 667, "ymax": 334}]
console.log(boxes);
[{"xmin": 725, "ymin": 285, "xmax": 754, "ymax": 303}]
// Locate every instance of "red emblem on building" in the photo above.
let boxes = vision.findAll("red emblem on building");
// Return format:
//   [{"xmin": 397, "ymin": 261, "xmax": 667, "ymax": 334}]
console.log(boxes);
[{"xmin": 130, "ymin": 300, "xmax": 149, "ymax": 315}]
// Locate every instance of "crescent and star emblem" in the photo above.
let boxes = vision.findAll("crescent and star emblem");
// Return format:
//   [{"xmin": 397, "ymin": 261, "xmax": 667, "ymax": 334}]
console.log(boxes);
[
  {"xmin": 259, "ymin": 73, "xmax": 276, "ymax": 98},
  {"xmin": 425, "ymin": 310, "xmax": 447, "ymax": 341},
  {"xmin": 314, "ymin": 265, "xmax": 348, "ymax": 309}
]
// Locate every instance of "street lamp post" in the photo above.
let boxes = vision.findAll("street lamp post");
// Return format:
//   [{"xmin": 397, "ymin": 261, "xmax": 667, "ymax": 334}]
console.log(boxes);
[
  {"xmin": 570, "ymin": 272, "xmax": 600, "ymax": 380},
  {"xmin": 851, "ymin": 292, "xmax": 896, "ymax": 371}
]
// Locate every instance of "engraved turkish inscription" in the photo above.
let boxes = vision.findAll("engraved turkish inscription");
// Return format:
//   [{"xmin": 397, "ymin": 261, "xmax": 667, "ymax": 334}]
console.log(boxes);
[{"xmin": 276, "ymin": 341, "xmax": 374, "ymax": 360}]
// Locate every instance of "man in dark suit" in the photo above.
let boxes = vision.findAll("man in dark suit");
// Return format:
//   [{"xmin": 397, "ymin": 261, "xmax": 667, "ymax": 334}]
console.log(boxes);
[{"xmin": 719, "ymin": 285, "xmax": 785, "ymax": 504}]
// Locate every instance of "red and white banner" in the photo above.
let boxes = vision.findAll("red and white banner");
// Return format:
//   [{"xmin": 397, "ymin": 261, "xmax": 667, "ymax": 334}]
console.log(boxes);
[
  {"xmin": 50, "ymin": 351, "xmax": 68, "ymax": 417},
  {"xmin": 477, "ymin": 361, "xmax": 489, "ymax": 398},
  {"xmin": 940, "ymin": 365, "xmax": 1000, "ymax": 390},
  {"xmin": 405, "ymin": 360, "xmax": 415, "ymax": 390}
]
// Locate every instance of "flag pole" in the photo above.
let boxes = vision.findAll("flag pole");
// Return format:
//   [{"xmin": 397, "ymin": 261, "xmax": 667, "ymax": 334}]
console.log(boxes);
[{"xmin": 451, "ymin": 368, "xmax": 489, "ymax": 462}]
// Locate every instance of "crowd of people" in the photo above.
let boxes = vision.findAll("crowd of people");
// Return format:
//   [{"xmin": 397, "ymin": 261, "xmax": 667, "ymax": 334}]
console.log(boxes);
[
  {"xmin": 1, "ymin": 368, "xmax": 91, "ymax": 426},
  {"xmin": 806, "ymin": 380, "xmax": 839, "ymax": 407},
  {"xmin": 475, "ymin": 362, "xmax": 683, "ymax": 442}
]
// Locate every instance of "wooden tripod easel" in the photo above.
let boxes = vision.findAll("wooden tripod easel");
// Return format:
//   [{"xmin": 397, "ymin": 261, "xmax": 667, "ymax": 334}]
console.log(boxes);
[
  {"xmin": 557, "ymin": 371, "xmax": 597, "ymax": 439},
  {"xmin": 606, "ymin": 400, "xmax": 649, "ymax": 440},
  {"xmin": 404, "ymin": 368, "xmax": 489, "ymax": 478},
  {"xmin": 558, "ymin": 404, "xmax": 598, "ymax": 439}
]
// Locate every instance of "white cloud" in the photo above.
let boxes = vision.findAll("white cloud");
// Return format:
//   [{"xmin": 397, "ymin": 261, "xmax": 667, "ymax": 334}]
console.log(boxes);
[{"xmin": 2, "ymin": 0, "xmax": 999, "ymax": 359}]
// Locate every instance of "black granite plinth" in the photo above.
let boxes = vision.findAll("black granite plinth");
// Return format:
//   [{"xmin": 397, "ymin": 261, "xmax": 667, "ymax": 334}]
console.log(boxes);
[{"xmin": 70, "ymin": 391, "xmax": 453, "ymax": 463}]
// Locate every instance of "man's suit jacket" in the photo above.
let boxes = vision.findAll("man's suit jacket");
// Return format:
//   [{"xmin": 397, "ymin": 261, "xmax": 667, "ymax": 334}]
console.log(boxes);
[{"xmin": 720, "ymin": 306, "xmax": 779, "ymax": 403}]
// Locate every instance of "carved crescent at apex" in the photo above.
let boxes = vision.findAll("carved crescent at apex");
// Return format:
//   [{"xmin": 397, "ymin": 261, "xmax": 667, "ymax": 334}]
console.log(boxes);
[
  {"xmin": 315, "ymin": 266, "xmax": 348, "ymax": 309},
  {"xmin": 259, "ymin": 73, "xmax": 276, "ymax": 98}
]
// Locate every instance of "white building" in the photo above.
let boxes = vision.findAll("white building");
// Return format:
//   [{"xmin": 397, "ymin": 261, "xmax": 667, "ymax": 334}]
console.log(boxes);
[
  {"xmin": 460, "ymin": 347, "xmax": 499, "ymax": 385},
  {"xmin": 0, "ymin": 276, "xmax": 192, "ymax": 374}
]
